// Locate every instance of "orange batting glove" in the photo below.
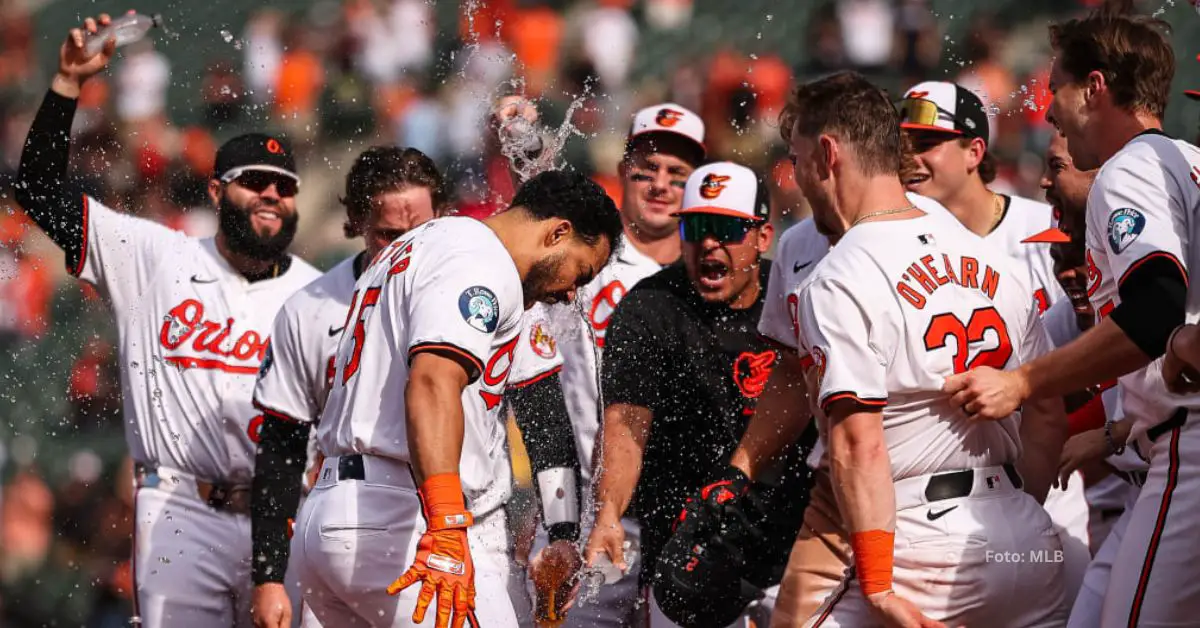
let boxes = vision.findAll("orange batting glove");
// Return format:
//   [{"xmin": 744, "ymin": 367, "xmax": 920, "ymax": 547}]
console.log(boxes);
[{"xmin": 387, "ymin": 474, "xmax": 480, "ymax": 628}]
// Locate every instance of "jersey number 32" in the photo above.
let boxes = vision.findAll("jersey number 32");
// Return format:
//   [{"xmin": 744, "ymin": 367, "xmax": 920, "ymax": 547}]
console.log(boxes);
[{"xmin": 923, "ymin": 307, "xmax": 1012, "ymax": 374}]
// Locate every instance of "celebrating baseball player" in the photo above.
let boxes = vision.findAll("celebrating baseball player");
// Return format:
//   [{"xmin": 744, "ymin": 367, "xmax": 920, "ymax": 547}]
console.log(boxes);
[
  {"xmin": 783, "ymin": 71, "xmax": 1068, "ymax": 626},
  {"xmin": 290, "ymin": 170, "xmax": 620, "ymax": 628},
  {"xmin": 249, "ymin": 145, "xmax": 449, "ymax": 628},
  {"xmin": 944, "ymin": 5, "xmax": 1200, "ymax": 624},
  {"xmin": 539, "ymin": 102, "xmax": 706, "ymax": 626},
  {"xmin": 13, "ymin": 15, "xmax": 320, "ymax": 627},
  {"xmin": 585, "ymin": 161, "xmax": 816, "ymax": 627}
]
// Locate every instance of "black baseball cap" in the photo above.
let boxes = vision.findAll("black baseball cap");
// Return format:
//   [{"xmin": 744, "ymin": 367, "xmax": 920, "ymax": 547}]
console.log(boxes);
[
  {"xmin": 898, "ymin": 81, "xmax": 990, "ymax": 147},
  {"xmin": 213, "ymin": 133, "xmax": 300, "ymax": 184}
]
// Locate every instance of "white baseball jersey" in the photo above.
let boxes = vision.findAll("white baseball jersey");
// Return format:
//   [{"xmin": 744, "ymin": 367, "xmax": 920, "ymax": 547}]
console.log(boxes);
[
  {"xmin": 1085, "ymin": 131, "xmax": 1200, "ymax": 442},
  {"xmin": 314, "ymin": 217, "xmax": 524, "ymax": 511},
  {"xmin": 76, "ymin": 196, "xmax": 319, "ymax": 484},
  {"xmin": 797, "ymin": 213, "xmax": 1049, "ymax": 478},
  {"xmin": 253, "ymin": 253, "xmax": 360, "ymax": 426},
  {"xmin": 554, "ymin": 235, "xmax": 663, "ymax": 480},
  {"xmin": 921, "ymin": 193, "xmax": 1065, "ymax": 315}
]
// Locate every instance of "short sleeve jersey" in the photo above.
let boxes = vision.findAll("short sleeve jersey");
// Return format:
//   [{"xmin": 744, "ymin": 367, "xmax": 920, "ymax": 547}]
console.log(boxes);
[
  {"xmin": 74, "ymin": 196, "xmax": 319, "ymax": 484},
  {"xmin": 797, "ymin": 214, "xmax": 1048, "ymax": 479},
  {"xmin": 315, "ymin": 218, "xmax": 524, "ymax": 507},
  {"xmin": 554, "ymin": 236, "xmax": 664, "ymax": 481},
  {"xmin": 1084, "ymin": 131, "xmax": 1200, "ymax": 440}
]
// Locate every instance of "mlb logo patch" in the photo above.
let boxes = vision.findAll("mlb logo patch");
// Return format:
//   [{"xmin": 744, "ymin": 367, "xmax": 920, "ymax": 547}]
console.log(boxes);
[
  {"xmin": 918, "ymin": 234, "xmax": 936, "ymax": 246},
  {"xmin": 986, "ymin": 474, "xmax": 1001, "ymax": 490}
]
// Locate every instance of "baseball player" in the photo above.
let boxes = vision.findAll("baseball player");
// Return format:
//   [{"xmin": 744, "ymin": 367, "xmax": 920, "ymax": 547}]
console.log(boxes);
[
  {"xmin": 249, "ymin": 146, "xmax": 449, "ymax": 627},
  {"xmin": 13, "ymin": 16, "xmax": 320, "ymax": 626},
  {"xmin": 1035, "ymin": 133, "xmax": 1151, "ymax": 628},
  {"xmin": 897, "ymin": 80, "xmax": 1092, "ymax": 600},
  {"xmin": 290, "ymin": 171, "xmax": 621, "ymax": 627},
  {"xmin": 542, "ymin": 103, "xmax": 705, "ymax": 626},
  {"xmin": 784, "ymin": 71, "xmax": 1068, "ymax": 627},
  {"xmin": 945, "ymin": 7, "xmax": 1200, "ymax": 625}
]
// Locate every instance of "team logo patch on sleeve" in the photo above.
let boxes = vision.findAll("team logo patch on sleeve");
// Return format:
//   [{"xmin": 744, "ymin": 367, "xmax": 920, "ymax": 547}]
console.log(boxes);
[
  {"xmin": 530, "ymin": 322, "xmax": 557, "ymax": 359},
  {"xmin": 459, "ymin": 286, "xmax": 500, "ymax": 333},
  {"xmin": 1106, "ymin": 208, "xmax": 1146, "ymax": 254}
]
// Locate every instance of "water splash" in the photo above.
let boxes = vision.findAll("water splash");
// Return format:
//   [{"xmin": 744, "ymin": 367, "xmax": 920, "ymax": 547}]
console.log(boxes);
[{"xmin": 496, "ymin": 93, "xmax": 589, "ymax": 183}]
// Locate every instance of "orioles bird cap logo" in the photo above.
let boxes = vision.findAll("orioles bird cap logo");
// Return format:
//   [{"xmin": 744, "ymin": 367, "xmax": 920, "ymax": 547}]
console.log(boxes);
[
  {"xmin": 265, "ymin": 138, "xmax": 283, "ymax": 154},
  {"xmin": 699, "ymin": 173, "xmax": 731, "ymax": 199},
  {"xmin": 655, "ymin": 108, "xmax": 684, "ymax": 128}
]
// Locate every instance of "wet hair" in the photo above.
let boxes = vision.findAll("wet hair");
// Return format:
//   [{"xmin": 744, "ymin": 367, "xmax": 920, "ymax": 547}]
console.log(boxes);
[
  {"xmin": 509, "ymin": 170, "xmax": 622, "ymax": 248},
  {"xmin": 340, "ymin": 146, "xmax": 446, "ymax": 238},
  {"xmin": 779, "ymin": 71, "xmax": 901, "ymax": 176},
  {"xmin": 1049, "ymin": 0, "xmax": 1173, "ymax": 119}
]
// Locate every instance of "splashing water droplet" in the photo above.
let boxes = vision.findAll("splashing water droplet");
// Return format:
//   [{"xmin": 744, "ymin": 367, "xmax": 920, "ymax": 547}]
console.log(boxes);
[{"xmin": 220, "ymin": 30, "xmax": 233, "ymax": 43}]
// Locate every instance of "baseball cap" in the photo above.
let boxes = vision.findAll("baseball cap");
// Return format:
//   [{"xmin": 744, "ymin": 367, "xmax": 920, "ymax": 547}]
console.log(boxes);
[
  {"xmin": 213, "ymin": 133, "xmax": 301, "ymax": 184},
  {"xmin": 674, "ymin": 162, "xmax": 770, "ymax": 222},
  {"xmin": 626, "ymin": 103, "xmax": 706, "ymax": 164},
  {"xmin": 1186, "ymin": 90, "xmax": 1200, "ymax": 101},
  {"xmin": 898, "ymin": 81, "xmax": 990, "ymax": 147}
]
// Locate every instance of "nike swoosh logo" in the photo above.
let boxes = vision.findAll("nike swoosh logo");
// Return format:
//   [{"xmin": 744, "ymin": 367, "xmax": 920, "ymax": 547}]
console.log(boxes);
[
  {"xmin": 328, "ymin": 326, "xmax": 346, "ymax": 337},
  {"xmin": 793, "ymin": 261, "xmax": 812, "ymax": 273},
  {"xmin": 191, "ymin": 275, "xmax": 218, "ymax": 284},
  {"xmin": 926, "ymin": 506, "xmax": 958, "ymax": 521}
]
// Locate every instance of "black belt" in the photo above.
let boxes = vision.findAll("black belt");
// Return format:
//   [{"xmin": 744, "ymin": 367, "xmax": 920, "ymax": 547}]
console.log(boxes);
[
  {"xmin": 924, "ymin": 463, "xmax": 1022, "ymax": 503},
  {"xmin": 1111, "ymin": 469, "xmax": 1148, "ymax": 487},
  {"xmin": 1146, "ymin": 407, "xmax": 1188, "ymax": 443},
  {"xmin": 338, "ymin": 454, "xmax": 366, "ymax": 481},
  {"xmin": 135, "ymin": 463, "xmax": 251, "ymax": 515}
]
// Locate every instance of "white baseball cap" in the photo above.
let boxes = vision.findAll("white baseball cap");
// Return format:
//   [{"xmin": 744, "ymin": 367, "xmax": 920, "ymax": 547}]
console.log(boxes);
[
  {"xmin": 674, "ymin": 162, "xmax": 769, "ymax": 222},
  {"xmin": 898, "ymin": 81, "xmax": 990, "ymax": 146},
  {"xmin": 626, "ymin": 103, "xmax": 706, "ymax": 163}
]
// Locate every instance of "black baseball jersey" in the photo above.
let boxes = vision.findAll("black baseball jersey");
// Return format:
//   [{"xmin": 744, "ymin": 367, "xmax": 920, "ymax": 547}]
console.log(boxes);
[{"xmin": 602, "ymin": 260, "xmax": 814, "ymax": 586}]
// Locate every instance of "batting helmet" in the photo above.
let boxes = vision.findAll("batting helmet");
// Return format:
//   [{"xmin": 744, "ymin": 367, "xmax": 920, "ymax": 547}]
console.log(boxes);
[{"xmin": 654, "ymin": 499, "xmax": 765, "ymax": 628}]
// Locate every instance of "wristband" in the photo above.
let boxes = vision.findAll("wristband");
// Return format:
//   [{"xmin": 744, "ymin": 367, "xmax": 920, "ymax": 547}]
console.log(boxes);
[
  {"xmin": 850, "ymin": 530, "xmax": 894, "ymax": 596},
  {"xmin": 420, "ymin": 473, "xmax": 473, "ymax": 530},
  {"xmin": 536, "ymin": 467, "xmax": 581, "ymax": 527}
]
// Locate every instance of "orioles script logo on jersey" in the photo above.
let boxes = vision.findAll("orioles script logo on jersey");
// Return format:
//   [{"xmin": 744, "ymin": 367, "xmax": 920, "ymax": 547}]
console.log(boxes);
[
  {"xmin": 1085, "ymin": 249, "xmax": 1103, "ymax": 298},
  {"xmin": 479, "ymin": 336, "xmax": 519, "ymax": 410},
  {"xmin": 655, "ymin": 108, "xmax": 684, "ymax": 127},
  {"xmin": 894, "ymin": 254, "xmax": 1000, "ymax": 310},
  {"xmin": 734, "ymin": 350, "xmax": 777, "ymax": 399},
  {"xmin": 810, "ymin": 346, "xmax": 828, "ymax": 388},
  {"xmin": 589, "ymin": 280, "xmax": 628, "ymax": 348},
  {"xmin": 159, "ymin": 299, "xmax": 268, "ymax": 374},
  {"xmin": 699, "ymin": 174, "xmax": 731, "ymax": 200}
]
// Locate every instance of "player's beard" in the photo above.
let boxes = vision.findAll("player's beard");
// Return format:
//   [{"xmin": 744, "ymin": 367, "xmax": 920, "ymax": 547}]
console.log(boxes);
[
  {"xmin": 218, "ymin": 195, "xmax": 299, "ymax": 262},
  {"xmin": 523, "ymin": 251, "xmax": 569, "ymax": 305}
]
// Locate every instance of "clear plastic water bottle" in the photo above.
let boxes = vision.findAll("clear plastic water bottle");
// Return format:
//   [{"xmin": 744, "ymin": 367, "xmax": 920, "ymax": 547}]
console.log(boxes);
[
  {"xmin": 577, "ymin": 540, "xmax": 639, "ymax": 606},
  {"xmin": 85, "ymin": 11, "xmax": 164, "ymax": 56}
]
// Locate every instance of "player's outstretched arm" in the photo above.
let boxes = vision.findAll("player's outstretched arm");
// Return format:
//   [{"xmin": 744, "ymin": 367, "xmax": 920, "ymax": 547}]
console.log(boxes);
[
  {"xmin": 945, "ymin": 317, "xmax": 1150, "ymax": 421},
  {"xmin": 828, "ymin": 401, "xmax": 944, "ymax": 628},
  {"xmin": 1164, "ymin": 324, "xmax": 1200, "ymax": 394},
  {"xmin": 13, "ymin": 15, "xmax": 114, "ymax": 259},
  {"xmin": 730, "ymin": 350, "xmax": 813, "ymax": 480},
  {"xmin": 585, "ymin": 402, "xmax": 651, "ymax": 572},
  {"xmin": 507, "ymin": 372, "xmax": 584, "ymax": 622},
  {"xmin": 249, "ymin": 414, "xmax": 309, "ymax": 627}
]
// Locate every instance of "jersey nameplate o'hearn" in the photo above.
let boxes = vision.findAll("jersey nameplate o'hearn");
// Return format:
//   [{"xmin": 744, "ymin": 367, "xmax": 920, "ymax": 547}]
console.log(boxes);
[{"xmin": 896, "ymin": 253, "xmax": 1001, "ymax": 310}]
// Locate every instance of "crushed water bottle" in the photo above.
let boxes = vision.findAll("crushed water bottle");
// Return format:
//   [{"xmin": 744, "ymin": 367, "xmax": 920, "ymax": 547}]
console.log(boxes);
[
  {"xmin": 85, "ymin": 11, "xmax": 164, "ymax": 56},
  {"xmin": 576, "ymin": 540, "xmax": 639, "ymax": 606}
]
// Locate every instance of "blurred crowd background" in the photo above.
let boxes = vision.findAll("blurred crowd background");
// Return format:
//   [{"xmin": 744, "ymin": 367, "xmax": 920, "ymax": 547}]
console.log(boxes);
[{"xmin": 1, "ymin": 0, "xmax": 1200, "ymax": 624}]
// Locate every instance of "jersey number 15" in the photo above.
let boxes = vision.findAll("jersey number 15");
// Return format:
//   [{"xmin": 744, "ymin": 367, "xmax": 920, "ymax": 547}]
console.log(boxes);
[{"xmin": 923, "ymin": 307, "xmax": 1013, "ymax": 374}]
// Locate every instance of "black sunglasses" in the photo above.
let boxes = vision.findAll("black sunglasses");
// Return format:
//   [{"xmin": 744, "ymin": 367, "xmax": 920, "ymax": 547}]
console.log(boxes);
[
  {"xmin": 679, "ymin": 213, "xmax": 759, "ymax": 243},
  {"xmin": 232, "ymin": 171, "xmax": 299, "ymax": 198}
]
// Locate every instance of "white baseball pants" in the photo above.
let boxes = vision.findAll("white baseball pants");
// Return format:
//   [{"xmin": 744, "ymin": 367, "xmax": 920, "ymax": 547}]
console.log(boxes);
[
  {"xmin": 1067, "ymin": 481, "xmax": 1141, "ymax": 628},
  {"xmin": 1100, "ymin": 410, "xmax": 1200, "ymax": 627},
  {"xmin": 805, "ymin": 465, "xmax": 1068, "ymax": 627},
  {"xmin": 294, "ymin": 454, "xmax": 517, "ymax": 627}
]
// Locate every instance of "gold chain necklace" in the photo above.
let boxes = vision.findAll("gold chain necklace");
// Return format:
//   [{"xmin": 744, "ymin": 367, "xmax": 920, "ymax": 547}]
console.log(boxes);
[{"xmin": 850, "ymin": 204, "xmax": 918, "ymax": 228}]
